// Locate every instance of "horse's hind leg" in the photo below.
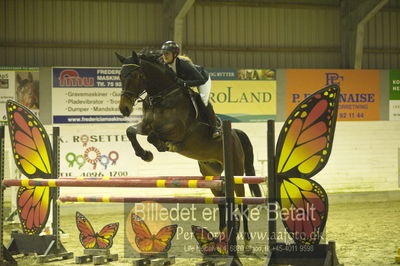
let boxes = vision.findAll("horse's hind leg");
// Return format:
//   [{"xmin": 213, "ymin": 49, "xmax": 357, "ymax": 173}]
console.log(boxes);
[{"xmin": 126, "ymin": 124, "xmax": 153, "ymax": 162}]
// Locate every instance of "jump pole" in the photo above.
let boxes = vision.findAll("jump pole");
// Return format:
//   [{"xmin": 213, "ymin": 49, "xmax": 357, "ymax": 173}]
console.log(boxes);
[
  {"xmin": 3, "ymin": 177, "xmax": 266, "ymax": 188},
  {"xmin": 58, "ymin": 195, "xmax": 266, "ymax": 205},
  {"xmin": 55, "ymin": 176, "xmax": 266, "ymax": 184},
  {"xmin": 3, "ymin": 179, "xmax": 224, "ymax": 190}
]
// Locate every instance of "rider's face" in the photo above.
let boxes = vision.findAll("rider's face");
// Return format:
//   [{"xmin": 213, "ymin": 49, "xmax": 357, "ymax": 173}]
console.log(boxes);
[{"xmin": 162, "ymin": 51, "xmax": 175, "ymax": 64}]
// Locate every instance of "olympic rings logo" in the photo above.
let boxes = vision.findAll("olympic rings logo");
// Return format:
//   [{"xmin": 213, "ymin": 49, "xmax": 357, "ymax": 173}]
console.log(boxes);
[{"xmin": 66, "ymin": 147, "xmax": 119, "ymax": 170}]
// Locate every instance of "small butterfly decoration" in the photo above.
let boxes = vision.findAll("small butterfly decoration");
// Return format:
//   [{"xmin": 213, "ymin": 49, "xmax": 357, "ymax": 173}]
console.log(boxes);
[
  {"xmin": 76, "ymin": 211, "xmax": 119, "ymax": 249},
  {"xmin": 131, "ymin": 213, "xmax": 178, "ymax": 255},
  {"xmin": 191, "ymin": 226, "xmax": 228, "ymax": 255},
  {"xmin": 275, "ymin": 84, "xmax": 340, "ymax": 245},
  {"xmin": 6, "ymin": 100, "xmax": 53, "ymax": 235},
  {"xmin": 191, "ymin": 214, "xmax": 240, "ymax": 256}
]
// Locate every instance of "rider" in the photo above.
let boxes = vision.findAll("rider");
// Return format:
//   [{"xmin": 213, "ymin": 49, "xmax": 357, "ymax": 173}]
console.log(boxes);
[{"xmin": 161, "ymin": 40, "xmax": 220, "ymax": 139}]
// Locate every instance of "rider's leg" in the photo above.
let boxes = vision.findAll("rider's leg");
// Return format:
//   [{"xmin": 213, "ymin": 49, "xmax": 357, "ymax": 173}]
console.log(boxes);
[
  {"xmin": 204, "ymin": 103, "xmax": 221, "ymax": 138},
  {"xmin": 199, "ymin": 77, "xmax": 220, "ymax": 138},
  {"xmin": 199, "ymin": 76, "xmax": 211, "ymax": 106}
]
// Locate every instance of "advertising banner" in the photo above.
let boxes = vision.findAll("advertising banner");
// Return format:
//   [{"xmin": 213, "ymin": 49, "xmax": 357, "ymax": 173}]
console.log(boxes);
[
  {"xmin": 209, "ymin": 69, "xmax": 276, "ymax": 122},
  {"xmin": 286, "ymin": 69, "xmax": 381, "ymax": 121},
  {"xmin": 59, "ymin": 125, "xmax": 137, "ymax": 178},
  {"xmin": 389, "ymin": 70, "xmax": 400, "ymax": 120},
  {"xmin": 52, "ymin": 67, "xmax": 142, "ymax": 124},
  {"xmin": 0, "ymin": 67, "xmax": 40, "ymax": 121}
]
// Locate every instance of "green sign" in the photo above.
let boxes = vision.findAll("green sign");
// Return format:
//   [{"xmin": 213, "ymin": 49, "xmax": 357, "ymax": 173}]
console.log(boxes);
[{"xmin": 389, "ymin": 70, "xmax": 400, "ymax": 100}]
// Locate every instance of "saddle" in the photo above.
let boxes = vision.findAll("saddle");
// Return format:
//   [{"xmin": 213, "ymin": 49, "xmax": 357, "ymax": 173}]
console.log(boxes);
[{"xmin": 187, "ymin": 89, "xmax": 222, "ymax": 133}]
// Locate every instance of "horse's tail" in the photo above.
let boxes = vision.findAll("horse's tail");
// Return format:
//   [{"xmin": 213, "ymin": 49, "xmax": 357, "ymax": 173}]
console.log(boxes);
[{"xmin": 233, "ymin": 129, "xmax": 262, "ymax": 197}]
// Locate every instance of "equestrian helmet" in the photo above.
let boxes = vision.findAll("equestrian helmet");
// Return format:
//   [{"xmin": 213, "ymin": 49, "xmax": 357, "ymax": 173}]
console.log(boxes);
[{"xmin": 161, "ymin": 41, "xmax": 180, "ymax": 55}]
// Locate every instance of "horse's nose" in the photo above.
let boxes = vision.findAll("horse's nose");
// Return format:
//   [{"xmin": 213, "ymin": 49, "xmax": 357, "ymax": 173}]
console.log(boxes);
[{"xmin": 122, "ymin": 106, "xmax": 131, "ymax": 117}]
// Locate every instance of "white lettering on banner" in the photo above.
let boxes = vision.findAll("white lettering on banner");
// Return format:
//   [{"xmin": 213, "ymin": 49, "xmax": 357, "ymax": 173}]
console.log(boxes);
[
  {"xmin": 96, "ymin": 69, "xmax": 120, "ymax": 75},
  {"xmin": 97, "ymin": 76, "xmax": 120, "ymax": 81}
]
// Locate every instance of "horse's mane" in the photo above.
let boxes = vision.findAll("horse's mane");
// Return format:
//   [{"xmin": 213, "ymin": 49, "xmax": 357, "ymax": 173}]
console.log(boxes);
[
  {"xmin": 138, "ymin": 48, "xmax": 163, "ymax": 64},
  {"xmin": 138, "ymin": 48, "xmax": 177, "ymax": 80}
]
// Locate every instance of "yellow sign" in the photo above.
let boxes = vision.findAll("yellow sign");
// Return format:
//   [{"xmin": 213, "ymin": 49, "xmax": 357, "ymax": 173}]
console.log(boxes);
[{"xmin": 209, "ymin": 80, "xmax": 276, "ymax": 122}]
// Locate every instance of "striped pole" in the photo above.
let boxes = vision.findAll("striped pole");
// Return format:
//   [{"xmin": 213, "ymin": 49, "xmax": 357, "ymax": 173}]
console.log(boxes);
[
  {"xmin": 56, "ymin": 176, "xmax": 266, "ymax": 184},
  {"xmin": 58, "ymin": 195, "xmax": 267, "ymax": 205},
  {"xmin": 59, "ymin": 176, "xmax": 223, "ymax": 181},
  {"xmin": 2, "ymin": 178, "xmax": 223, "ymax": 190}
]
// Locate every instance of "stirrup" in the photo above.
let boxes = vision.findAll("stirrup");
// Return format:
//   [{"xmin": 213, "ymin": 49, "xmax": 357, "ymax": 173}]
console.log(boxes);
[
  {"xmin": 212, "ymin": 116, "xmax": 222, "ymax": 139},
  {"xmin": 211, "ymin": 127, "xmax": 221, "ymax": 139}
]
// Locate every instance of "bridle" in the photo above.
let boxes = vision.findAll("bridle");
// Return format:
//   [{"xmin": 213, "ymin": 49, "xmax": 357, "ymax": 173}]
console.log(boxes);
[
  {"xmin": 120, "ymin": 61, "xmax": 180, "ymax": 106},
  {"xmin": 120, "ymin": 63, "xmax": 146, "ymax": 104}
]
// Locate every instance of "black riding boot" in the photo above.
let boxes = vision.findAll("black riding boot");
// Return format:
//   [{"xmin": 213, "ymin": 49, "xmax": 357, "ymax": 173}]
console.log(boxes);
[{"xmin": 204, "ymin": 103, "xmax": 221, "ymax": 139}]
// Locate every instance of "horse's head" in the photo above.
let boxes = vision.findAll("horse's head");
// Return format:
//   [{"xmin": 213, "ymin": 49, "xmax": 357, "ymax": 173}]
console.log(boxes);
[
  {"xmin": 116, "ymin": 51, "xmax": 147, "ymax": 117},
  {"xmin": 116, "ymin": 50, "xmax": 178, "ymax": 117},
  {"xmin": 16, "ymin": 72, "xmax": 39, "ymax": 109}
]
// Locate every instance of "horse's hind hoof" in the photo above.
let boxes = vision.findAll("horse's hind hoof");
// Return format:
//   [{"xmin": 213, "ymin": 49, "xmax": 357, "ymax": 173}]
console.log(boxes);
[{"xmin": 141, "ymin": 151, "xmax": 153, "ymax": 162}]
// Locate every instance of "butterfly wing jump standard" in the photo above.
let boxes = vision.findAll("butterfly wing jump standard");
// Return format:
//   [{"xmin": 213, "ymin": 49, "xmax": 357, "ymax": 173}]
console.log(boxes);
[
  {"xmin": 6, "ymin": 100, "xmax": 53, "ymax": 235},
  {"xmin": 191, "ymin": 225, "xmax": 228, "ymax": 255},
  {"xmin": 131, "ymin": 213, "xmax": 178, "ymax": 255},
  {"xmin": 275, "ymin": 85, "xmax": 340, "ymax": 245},
  {"xmin": 76, "ymin": 212, "xmax": 119, "ymax": 249}
]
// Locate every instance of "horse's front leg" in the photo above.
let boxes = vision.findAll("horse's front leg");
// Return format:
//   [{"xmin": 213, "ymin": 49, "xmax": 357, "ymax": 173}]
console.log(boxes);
[
  {"xmin": 147, "ymin": 131, "xmax": 170, "ymax": 152},
  {"xmin": 126, "ymin": 124, "xmax": 154, "ymax": 162},
  {"xmin": 146, "ymin": 122, "xmax": 184, "ymax": 153}
]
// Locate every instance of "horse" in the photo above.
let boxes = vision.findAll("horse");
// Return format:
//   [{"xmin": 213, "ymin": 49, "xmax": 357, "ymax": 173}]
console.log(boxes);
[
  {"xmin": 16, "ymin": 72, "xmax": 39, "ymax": 109},
  {"xmin": 115, "ymin": 50, "xmax": 262, "ymax": 254}
]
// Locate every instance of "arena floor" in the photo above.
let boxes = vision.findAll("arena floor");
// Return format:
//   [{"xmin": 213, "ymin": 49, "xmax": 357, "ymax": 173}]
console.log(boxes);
[{"xmin": 3, "ymin": 197, "xmax": 400, "ymax": 266}]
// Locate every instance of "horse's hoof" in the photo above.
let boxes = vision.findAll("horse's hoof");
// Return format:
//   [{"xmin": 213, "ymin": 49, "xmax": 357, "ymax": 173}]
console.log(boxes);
[
  {"xmin": 141, "ymin": 151, "xmax": 153, "ymax": 162},
  {"xmin": 244, "ymin": 239, "xmax": 253, "ymax": 255},
  {"xmin": 156, "ymin": 145, "xmax": 169, "ymax": 152}
]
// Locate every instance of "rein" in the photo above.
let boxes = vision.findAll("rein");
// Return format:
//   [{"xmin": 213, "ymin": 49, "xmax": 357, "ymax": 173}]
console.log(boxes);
[
  {"xmin": 146, "ymin": 87, "xmax": 181, "ymax": 106},
  {"xmin": 120, "ymin": 63, "xmax": 144, "ymax": 103},
  {"xmin": 120, "ymin": 62, "xmax": 180, "ymax": 106}
]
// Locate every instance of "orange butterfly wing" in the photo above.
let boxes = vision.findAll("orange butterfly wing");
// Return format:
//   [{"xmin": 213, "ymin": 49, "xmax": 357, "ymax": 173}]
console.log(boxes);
[
  {"xmin": 97, "ymin": 223, "xmax": 120, "ymax": 249},
  {"xmin": 6, "ymin": 100, "xmax": 53, "ymax": 235},
  {"xmin": 131, "ymin": 213, "xmax": 177, "ymax": 254},
  {"xmin": 276, "ymin": 85, "xmax": 340, "ymax": 245},
  {"xmin": 191, "ymin": 225, "xmax": 227, "ymax": 255},
  {"xmin": 76, "ymin": 211, "xmax": 119, "ymax": 249}
]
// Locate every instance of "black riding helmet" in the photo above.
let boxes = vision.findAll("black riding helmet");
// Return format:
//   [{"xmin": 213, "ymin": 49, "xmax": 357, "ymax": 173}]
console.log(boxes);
[{"xmin": 161, "ymin": 41, "xmax": 180, "ymax": 56}]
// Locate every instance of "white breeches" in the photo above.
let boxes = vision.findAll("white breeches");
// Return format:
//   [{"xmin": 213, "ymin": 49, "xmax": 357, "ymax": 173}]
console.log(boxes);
[{"xmin": 199, "ymin": 76, "xmax": 211, "ymax": 106}]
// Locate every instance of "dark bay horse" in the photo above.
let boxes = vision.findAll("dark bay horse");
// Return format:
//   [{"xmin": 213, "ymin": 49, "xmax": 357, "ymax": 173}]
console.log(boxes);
[{"xmin": 116, "ymin": 51, "xmax": 261, "ymax": 253}]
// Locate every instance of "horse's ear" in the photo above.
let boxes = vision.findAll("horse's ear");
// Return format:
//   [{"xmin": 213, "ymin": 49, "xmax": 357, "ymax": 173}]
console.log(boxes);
[
  {"xmin": 28, "ymin": 72, "xmax": 33, "ymax": 82},
  {"xmin": 115, "ymin": 52, "xmax": 126, "ymax": 63},
  {"xmin": 131, "ymin": 51, "xmax": 139, "ymax": 63}
]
